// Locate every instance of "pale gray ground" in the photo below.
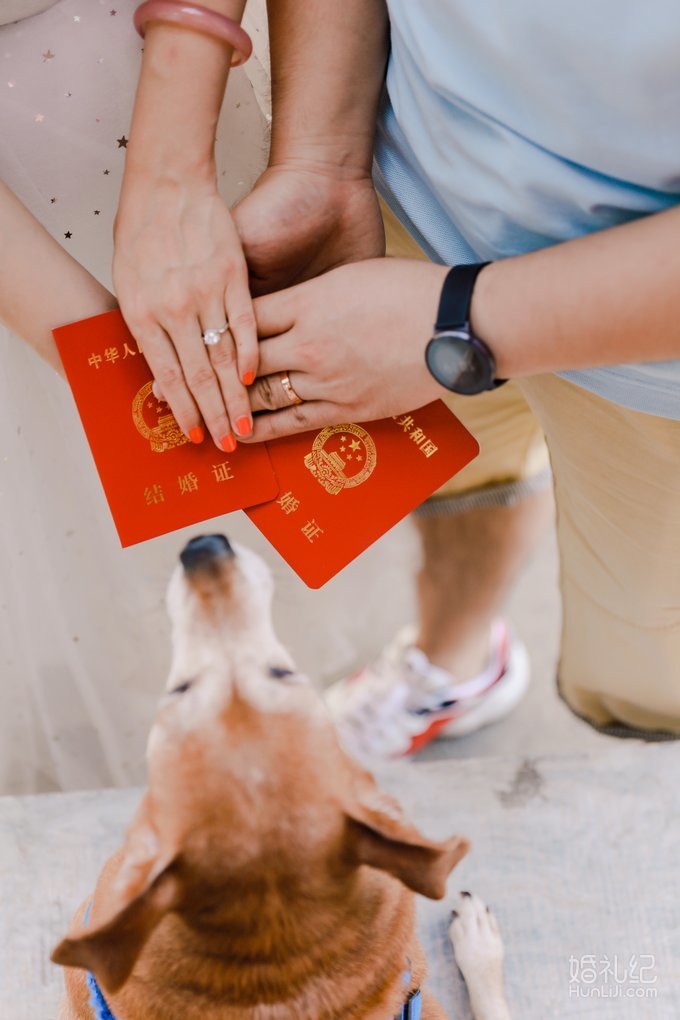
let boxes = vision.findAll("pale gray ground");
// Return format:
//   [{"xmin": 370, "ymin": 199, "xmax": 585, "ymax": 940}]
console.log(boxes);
[
  {"xmin": 1, "ymin": 745, "xmax": 677, "ymax": 1020},
  {"xmin": 2, "ymin": 518, "xmax": 679, "ymax": 1019}
]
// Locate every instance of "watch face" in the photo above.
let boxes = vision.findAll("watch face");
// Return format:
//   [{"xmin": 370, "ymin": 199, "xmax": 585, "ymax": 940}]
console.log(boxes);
[{"xmin": 426, "ymin": 331, "xmax": 494, "ymax": 395}]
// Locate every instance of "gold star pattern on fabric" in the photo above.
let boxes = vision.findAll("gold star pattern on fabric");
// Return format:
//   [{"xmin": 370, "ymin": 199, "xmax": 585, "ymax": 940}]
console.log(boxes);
[{"xmin": 349, "ymin": 439, "xmax": 361, "ymax": 451}]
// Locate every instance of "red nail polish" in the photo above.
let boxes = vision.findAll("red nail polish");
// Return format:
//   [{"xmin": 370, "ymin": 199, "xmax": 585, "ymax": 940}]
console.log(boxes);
[
  {"xmin": 220, "ymin": 433, "xmax": 237, "ymax": 453},
  {"xmin": 236, "ymin": 416, "xmax": 251, "ymax": 437},
  {"xmin": 242, "ymin": 371, "xmax": 255, "ymax": 386},
  {"xmin": 189, "ymin": 426, "xmax": 205, "ymax": 445}
]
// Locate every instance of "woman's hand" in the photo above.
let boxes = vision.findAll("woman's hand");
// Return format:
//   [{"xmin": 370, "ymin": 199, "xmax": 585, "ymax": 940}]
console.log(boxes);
[
  {"xmin": 113, "ymin": 172, "xmax": 256, "ymax": 451},
  {"xmin": 242, "ymin": 258, "xmax": 450, "ymax": 441},
  {"xmin": 112, "ymin": 9, "xmax": 253, "ymax": 452}
]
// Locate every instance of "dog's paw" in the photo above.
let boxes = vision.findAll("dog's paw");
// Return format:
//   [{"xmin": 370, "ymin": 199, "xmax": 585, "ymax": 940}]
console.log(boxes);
[{"xmin": 448, "ymin": 890, "xmax": 505, "ymax": 984}]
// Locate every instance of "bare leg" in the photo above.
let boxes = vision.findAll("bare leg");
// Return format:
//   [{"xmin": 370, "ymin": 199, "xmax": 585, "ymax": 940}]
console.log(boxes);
[
  {"xmin": 449, "ymin": 891, "xmax": 512, "ymax": 1020},
  {"xmin": 414, "ymin": 489, "xmax": 553, "ymax": 681}
]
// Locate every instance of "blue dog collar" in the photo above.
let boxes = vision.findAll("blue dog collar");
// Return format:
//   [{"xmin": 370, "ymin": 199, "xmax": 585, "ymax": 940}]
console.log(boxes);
[
  {"xmin": 85, "ymin": 972, "xmax": 421, "ymax": 1020},
  {"xmin": 396, "ymin": 962, "xmax": 422, "ymax": 1019},
  {"xmin": 397, "ymin": 987, "xmax": 422, "ymax": 1019},
  {"xmin": 83, "ymin": 902, "xmax": 116, "ymax": 1020},
  {"xmin": 86, "ymin": 971, "xmax": 116, "ymax": 1020},
  {"xmin": 83, "ymin": 901, "xmax": 420, "ymax": 1020},
  {"xmin": 84, "ymin": 968, "xmax": 421, "ymax": 1020}
]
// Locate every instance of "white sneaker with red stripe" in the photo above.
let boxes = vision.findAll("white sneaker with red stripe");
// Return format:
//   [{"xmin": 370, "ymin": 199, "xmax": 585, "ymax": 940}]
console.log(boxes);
[{"xmin": 325, "ymin": 620, "xmax": 529, "ymax": 762}]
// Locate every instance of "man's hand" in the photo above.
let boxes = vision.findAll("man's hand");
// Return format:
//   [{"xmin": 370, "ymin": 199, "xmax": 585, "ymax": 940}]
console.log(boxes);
[
  {"xmin": 240, "ymin": 258, "xmax": 450, "ymax": 441},
  {"xmin": 233, "ymin": 163, "xmax": 385, "ymax": 296}
]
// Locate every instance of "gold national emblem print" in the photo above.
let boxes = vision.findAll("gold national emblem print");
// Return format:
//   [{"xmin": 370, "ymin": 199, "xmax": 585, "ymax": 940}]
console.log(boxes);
[
  {"xmin": 132, "ymin": 382, "xmax": 189, "ymax": 453},
  {"xmin": 304, "ymin": 424, "xmax": 377, "ymax": 495}
]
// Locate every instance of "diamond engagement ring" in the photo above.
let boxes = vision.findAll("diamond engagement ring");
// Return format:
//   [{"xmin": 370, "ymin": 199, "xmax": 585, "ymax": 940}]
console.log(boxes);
[{"xmin": 202, "ymin": 322, "xmax": 229, "ymax": 346}]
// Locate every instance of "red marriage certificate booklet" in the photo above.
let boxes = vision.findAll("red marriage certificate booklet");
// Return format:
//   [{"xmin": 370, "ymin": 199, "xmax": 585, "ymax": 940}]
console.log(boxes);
[
  {"xmin": 247, "ymin": 402, "xmax": 480, "ymax": 588},
  {"xmin": 54, "ymin": 310, "xmax": 480, "ymax": 580},
  {"xmin": 53, "ymin": 310, "xmax": 278, "ymax": 547}
]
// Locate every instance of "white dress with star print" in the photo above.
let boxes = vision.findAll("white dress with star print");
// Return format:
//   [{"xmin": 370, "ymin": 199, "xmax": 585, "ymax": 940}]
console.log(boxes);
[{"xmin": 0, "ymin": 0, "xmax": 271, "ymax": 793}]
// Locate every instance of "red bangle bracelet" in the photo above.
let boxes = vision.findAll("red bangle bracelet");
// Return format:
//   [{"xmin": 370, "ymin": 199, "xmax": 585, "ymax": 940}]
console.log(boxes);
[{"xmin": 134, "ymin": 1, "xmax": 253, "ymax": 66}]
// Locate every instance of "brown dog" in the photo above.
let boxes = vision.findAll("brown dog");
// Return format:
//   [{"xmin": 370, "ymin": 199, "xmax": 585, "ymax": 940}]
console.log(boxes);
[{"xmin": 52, "ymin": 535, "xmax": 470, "ymax": 1019}]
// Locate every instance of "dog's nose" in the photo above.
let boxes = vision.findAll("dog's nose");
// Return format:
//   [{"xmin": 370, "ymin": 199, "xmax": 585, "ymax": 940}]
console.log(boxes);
[{"xmin": 180, "ymin": 534, "xmax": 235, "ymax": 573}]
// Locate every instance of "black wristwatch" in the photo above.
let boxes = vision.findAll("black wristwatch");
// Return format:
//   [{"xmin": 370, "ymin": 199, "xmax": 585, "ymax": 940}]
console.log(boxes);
[{"xmin": 425, "ymin": 263, "xmax": 505, "ymax": 395}]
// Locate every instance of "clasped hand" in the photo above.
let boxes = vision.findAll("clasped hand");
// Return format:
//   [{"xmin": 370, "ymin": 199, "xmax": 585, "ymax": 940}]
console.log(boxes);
[
  {"xmin": 114, "ymin": 165, "xmax": 446, "ymax": 446},
  {"xmin": 113, "ymin": 164, "xmax": 388, "ymax": 447},
  {"xmin": 244, "ymin": 258, "xmax": 449, "ymax": 441}
]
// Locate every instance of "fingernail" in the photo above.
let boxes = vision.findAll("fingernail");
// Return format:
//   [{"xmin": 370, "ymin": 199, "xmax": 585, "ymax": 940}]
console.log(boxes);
[
  {"xmin": 242, "ymin": 370, "xmax": 255, "ymax": 386},
  {"xmin": 220, "ymin": 433, "xmax": 237, "ymax": 453},
  {"xmin": 236, "ymin": 416, "xmax": 252, "ymax": 437},
  {"xmin": 189, "ymin": 426, "xmax": 205, "ymax": 445}
]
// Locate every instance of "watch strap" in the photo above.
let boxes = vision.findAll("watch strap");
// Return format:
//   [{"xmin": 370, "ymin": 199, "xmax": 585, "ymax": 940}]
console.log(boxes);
[{"xmin": 435, "ymin": 263, "xmax": 490, "ymax": 331}]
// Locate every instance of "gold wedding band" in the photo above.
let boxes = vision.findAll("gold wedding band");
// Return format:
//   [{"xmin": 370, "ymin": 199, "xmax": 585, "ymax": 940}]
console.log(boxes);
[{"xmin": 279, "ymin": 372, "xmax": 304, "ymax": 406}]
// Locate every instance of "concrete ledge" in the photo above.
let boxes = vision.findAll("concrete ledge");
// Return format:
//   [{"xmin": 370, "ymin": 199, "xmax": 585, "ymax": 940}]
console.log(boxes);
[{"xmin": 1, "ymin": 745, "xmax": 677, "ymax": 1018}]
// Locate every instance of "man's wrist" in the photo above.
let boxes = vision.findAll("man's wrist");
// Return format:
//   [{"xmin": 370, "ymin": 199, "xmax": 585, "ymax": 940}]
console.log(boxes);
[
  {"xmin": 468, "ymin": 261, "xmax": 514, "ymax": 378},
  {"xmin": 268, "ymin": 135, "xmax": 375, "ymax": 182}
]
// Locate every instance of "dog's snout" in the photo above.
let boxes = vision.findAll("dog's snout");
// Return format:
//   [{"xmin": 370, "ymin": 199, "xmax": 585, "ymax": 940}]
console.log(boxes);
[{"xmin": 180, "ymin": 534, "xmax": 235, "ymax": 573}]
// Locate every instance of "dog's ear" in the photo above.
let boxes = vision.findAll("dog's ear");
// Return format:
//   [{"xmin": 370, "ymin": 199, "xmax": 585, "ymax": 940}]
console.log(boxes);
[
  {"xmin": 51, "ymin": 865, "xmax": 180, "ymax": 993},
  {"xmin": 344, "ymin": 801, "xmax": 469, "ymax": 900},
  {"xmin": 51, "ymin": 797, "xmax": 181, "ymax": 994}
]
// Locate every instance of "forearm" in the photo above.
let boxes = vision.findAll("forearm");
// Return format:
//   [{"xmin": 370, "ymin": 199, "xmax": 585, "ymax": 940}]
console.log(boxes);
[
  {"xmin": 123, "ymin": 0, "xmax": 247, "ymax": 189},
  {"xmin": 472, "ymin": 204, "xmax": 680, "ymax": 376},
  {"xmin": 0, "ymin": 181, "xmax": 115, "ymax": 374},
  {"xmin": 267, "ymin": 0, "xmax": 389, "ymax": 176}
]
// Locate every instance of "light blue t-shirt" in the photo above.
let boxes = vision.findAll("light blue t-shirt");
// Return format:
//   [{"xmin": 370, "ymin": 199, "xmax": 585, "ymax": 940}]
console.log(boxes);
[{"xmin": 374, "ymin": 0, "xmax": 680, "ymax": 419}]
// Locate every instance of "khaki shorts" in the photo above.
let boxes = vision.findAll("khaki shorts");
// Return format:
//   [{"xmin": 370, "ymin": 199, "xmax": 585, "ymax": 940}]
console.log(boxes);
[{"xmin": 383, "ymin": 199, "xmax": 680, "ymax": 736}]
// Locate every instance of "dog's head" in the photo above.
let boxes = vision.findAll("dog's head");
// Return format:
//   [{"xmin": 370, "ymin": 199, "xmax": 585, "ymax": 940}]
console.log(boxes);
[{"xmin": 53, "ymin": 536, "xmax": 469, "ymax": 993}]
